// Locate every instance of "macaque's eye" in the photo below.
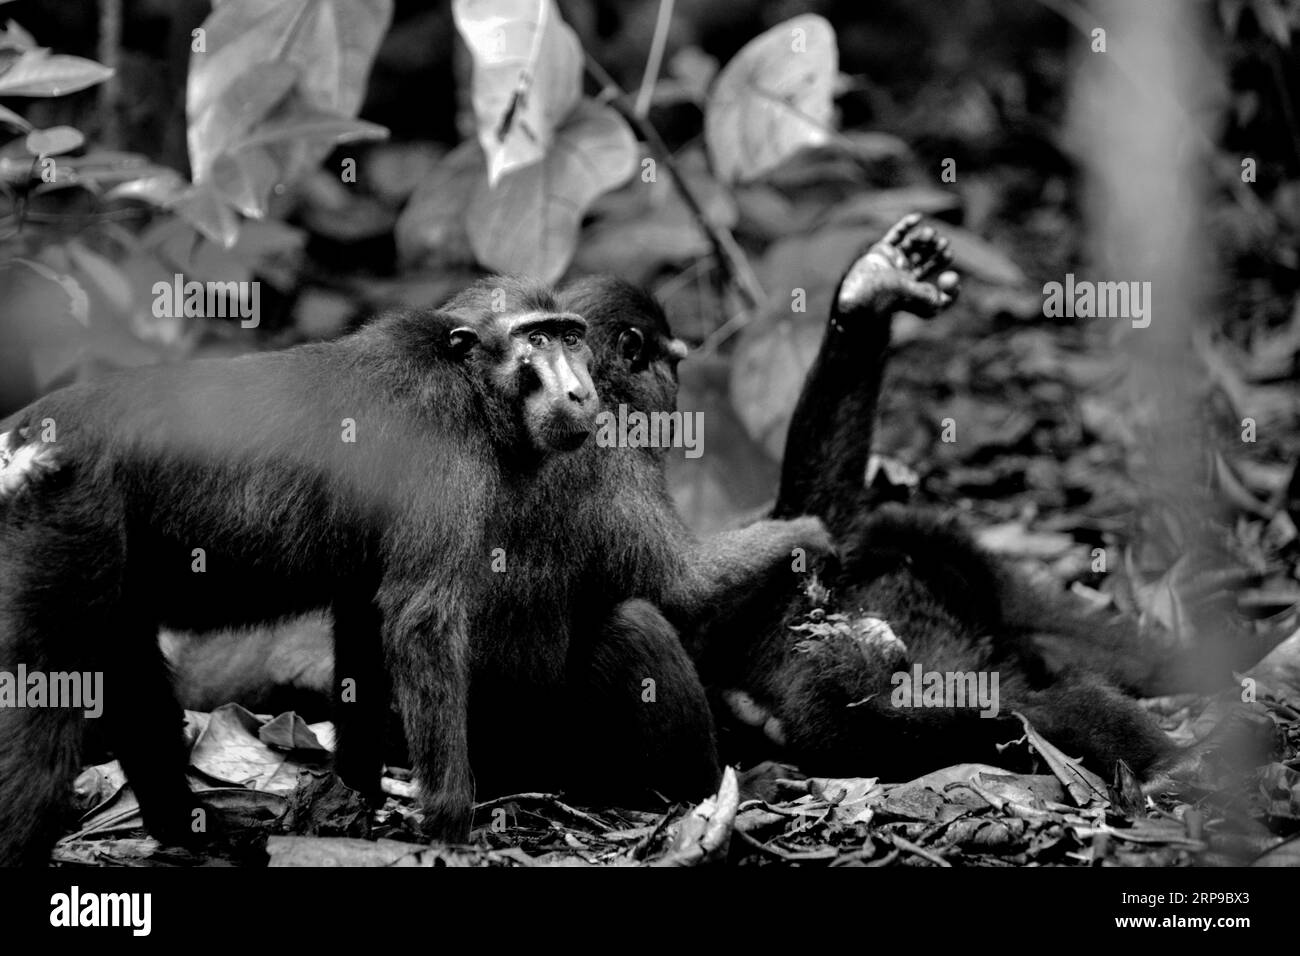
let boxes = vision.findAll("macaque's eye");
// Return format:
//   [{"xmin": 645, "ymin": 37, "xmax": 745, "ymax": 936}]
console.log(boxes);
[
  {"xmin": 561, "ymin": 330, "xmax": 582, "ymax": 349},
  {"xmin": 528, "ymin": 331, "xmax": 550, "ymax": 348}
]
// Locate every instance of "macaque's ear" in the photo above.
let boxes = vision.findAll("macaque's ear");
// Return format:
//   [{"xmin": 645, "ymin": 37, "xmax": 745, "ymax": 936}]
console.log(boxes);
[
  {"xmin": 617, "ymin": 328, "xmax": 645, "ymax": 364},
  {"xmin": 448, "ymin": 326, "xmax": 479, "ymax": 356}
]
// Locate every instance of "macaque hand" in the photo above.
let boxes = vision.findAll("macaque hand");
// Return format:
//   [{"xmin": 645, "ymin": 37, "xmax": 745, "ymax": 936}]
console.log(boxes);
[{"xmin": 836, "ymin": 213, "xmax": 961, "ymax": 321}]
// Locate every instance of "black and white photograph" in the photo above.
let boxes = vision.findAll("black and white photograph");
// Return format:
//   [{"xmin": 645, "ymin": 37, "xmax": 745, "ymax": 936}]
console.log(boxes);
[{"xmin": 0, "ymin": 0, "xmax": 1294, "ymax": 932}]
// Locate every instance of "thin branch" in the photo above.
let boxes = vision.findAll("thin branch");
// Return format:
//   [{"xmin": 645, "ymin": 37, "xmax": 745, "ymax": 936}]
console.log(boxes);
[
  {"xmin": 586, "ymin": 54, "xmax": 766, "ymax": 310},
  {"xmin": 97, "ymin": 0, "xmax": 123, "ymax": 150},
  {"xmin": 696, "ymin": 300, "xmax": 751, "ymax": 357},
  {"xmin": 889, "ymin": 833, "xmax": 951, "ymax": 867},
  {"xmin": 634, "ymin": 0, "xmax": 675, "ymax": 119}
]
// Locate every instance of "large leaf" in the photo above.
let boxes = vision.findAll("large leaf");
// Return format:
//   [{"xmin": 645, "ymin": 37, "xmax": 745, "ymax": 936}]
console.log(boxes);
[
  {"xmin": 188, "ymin": 60, "xmax": 298, "ymax": 183},
  {"xmin": 452, "ymin": 0, "xmax": 582, "ymax": 186},
  {"xmin": 573, "ymin": 151, "xmax": 736, "ymax": 283},
  {"xmin": 466, "ymin": 99, "xmax": 636, "ymax": 283},
  {"xmin": 182, "ymin": 0, "xmax": 392, "ymax": 246},
  {"xmin": 0, "ymin": 48, "xmax": 112, "ymax": 96},
  {"xmin": 188, "ymin": 0, "xmax": 392, "ymax": 139},
  {"xmin": 705, "ymin": 14, "xmax": 837, "ymax": 184}
]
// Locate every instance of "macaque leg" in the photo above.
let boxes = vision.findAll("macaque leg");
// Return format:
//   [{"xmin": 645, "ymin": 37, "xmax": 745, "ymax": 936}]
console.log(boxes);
[
  {"xmin": 773, "ymin": 214, "xmax": 959, "ymax": 537},
  {"xmin": 566, "ymin": 600, "xmax": 720, "ymax": 802},
  {"xmin": 1019, "ymin": 680, "xmax": 1175, "ymax": 776},
  {"xmin": 330, "ymin": 597, "xmax": 387, "ymax": 802},
  {"xmin": 101, "ymin": 615, "xmax": 203, "ymax": 847},
  {"xmin": 1, "ymin": 497, "xmax": 196, "ymax": 861},
  {"xmin": 382, "ymin": 589, "xmax": 474, "ymax": 841},
  {"xmin": 721, "ymin": 616, "xmax": 1023, "ymax": 779},
  {"xmin": 0, "ymin": 689, "xmax": 84, "ymax": 864}
]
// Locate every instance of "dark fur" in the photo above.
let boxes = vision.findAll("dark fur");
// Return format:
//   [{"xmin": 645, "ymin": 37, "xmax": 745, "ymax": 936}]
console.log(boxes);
[
  {"xmin": 723, "ymin": 226, "xmax": 1175, "ymax": 779},
  {"xmin": 712, "ymin": 506, "xmax": 1172, "ymax": 778},
  {"xmin": 0, "ymin": 277, "xmax": 596, "ymax": 863},
  {"xmin": 0, "ymin": 274, "xmax": 826, "ymax": 864},
  {"xmin": 562, "ymin": 600, "xmax": 720, "ymax": 802}
]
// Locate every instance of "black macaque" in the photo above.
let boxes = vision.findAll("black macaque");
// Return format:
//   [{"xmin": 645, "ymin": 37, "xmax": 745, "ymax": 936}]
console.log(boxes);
[
  {"xmin": 0, "ymin": 275, "xmax": 829, "ymax": 865},
  {"xmin": 456, "ymin": 279, "xmax": 830, "ymax": 801},
  {"xmin": 564, "ymin": 216, "xmax": 1177, "ymax": 782},
  {"xmin": 0, "ymin": 279, "xmax": 599, "ymax": 864},
  {"xmin": 715, "ymin": 214, "xmax": 1177, "ymax": 779}
]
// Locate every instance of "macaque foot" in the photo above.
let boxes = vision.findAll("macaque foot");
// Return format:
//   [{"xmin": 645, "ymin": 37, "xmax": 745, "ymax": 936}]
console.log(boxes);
[
  {"xmin": 836, "ymin": 213, "xmax": 960, "ymax": 320},
  {"xmin": 418, "ymin": 791, "xmax": 474, "ymax": 844}
]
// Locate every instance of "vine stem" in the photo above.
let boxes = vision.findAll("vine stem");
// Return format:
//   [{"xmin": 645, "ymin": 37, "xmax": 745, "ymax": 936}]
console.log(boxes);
[
  {"xmin": 634, "ymin": 0, "xmax": 675, "ymax": 119},
  {"xmin": 586, "ymin": 54, "xmax": 766, "ymax": 310}
]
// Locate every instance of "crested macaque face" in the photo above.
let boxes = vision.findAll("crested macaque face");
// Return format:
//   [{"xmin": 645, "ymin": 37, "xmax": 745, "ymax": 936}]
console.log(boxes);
[
  {"xmin": 510, "ymin": 311, "xmax": 599, "ymax": 453},
  {"xmin": 449, "ymin": 306, "xmax": 595, "ymax": 455},
  {"xmin": 558, "ymin": 276, "xmax": 687, "ymax": 420}
]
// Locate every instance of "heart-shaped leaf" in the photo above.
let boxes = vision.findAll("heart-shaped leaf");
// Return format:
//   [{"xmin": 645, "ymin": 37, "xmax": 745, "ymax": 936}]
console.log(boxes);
[
  {"xmin": 705, "ymin": 14, "xmax": 837, "ymax": 183},
  {"xmin": 453, "ymin": 0, "xmax": 582, "ymax": 186},
  {"xmin": 466, "ymin": 99, "xmax": 636, "ymax": 283}
]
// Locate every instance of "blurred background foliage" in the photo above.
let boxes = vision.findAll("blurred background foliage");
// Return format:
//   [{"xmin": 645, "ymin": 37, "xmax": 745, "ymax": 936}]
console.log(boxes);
[{"xmin": 0, "ymin": 0, "xmax": 1298, "ymax": 639}]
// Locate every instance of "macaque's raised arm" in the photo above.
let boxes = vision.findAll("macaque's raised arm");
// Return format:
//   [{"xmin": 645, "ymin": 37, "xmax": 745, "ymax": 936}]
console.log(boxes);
[{"xmin": 773, "ymin": 214, "xmax": 959, "ymax": 538}]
